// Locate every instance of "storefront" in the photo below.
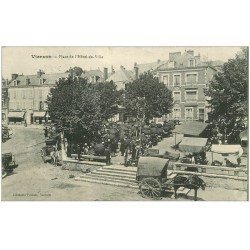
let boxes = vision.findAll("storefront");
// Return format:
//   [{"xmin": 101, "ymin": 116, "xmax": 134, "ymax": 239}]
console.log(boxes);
[
  {"xmin": 33, "ymin": 111, "xmax": 46, "ymax": 124},
  {"xmin": 8, "ymin": 111, "xmax": 26, "ymax": 125}
]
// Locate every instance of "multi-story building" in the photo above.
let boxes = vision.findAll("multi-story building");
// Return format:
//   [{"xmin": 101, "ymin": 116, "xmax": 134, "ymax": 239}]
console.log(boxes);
[
  {"xmin": 155, "ymin": 50, "xmax": 220, "ymax": 123},
  {"xmin": 8, "ymin": 70, "xmax": 69, "ymax": 125},
  {"xmin": 2, "ymin": 77, "xmax": 9, "ymax": 124}
]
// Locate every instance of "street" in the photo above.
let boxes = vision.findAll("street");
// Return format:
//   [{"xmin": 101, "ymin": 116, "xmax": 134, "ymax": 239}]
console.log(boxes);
[{"xmin": 1, "ymin": 126, "xmax": 247, "ymax": 201}]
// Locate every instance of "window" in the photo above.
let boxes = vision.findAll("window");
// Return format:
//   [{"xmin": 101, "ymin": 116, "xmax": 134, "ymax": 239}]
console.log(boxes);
[
  {"xmin": 189, "ymin": 59, "xmax": 195, "ymax": 67},
  {"xmin": 162, "ymin": 74, "xmax": 169, "ymax": 85},
  {"xmin": 186, "ymin": 73, "xmax": 198, "ymax": 84},
  {"xmin": 39, "ymin": 101, "xmax": 44, "ymax": 110},
  {"xmin": 173, "ymin": 91, "xmax": 181, "ymax": 102},
  {"xmin": 39, "ymin": 78, "xmax": 43, "ymax": 85},
  {"xmin": 173, "ymin": 74, "xmax": 181, "ymax": 86},
  {"xmin": 173, "ymin": 108, "xmax": 181, "ymax": 119},
  {"xmin": 185, "ymin": 107, "xmax": 193, "ymax": 120},
  {"xmin": 198, "ymin": 108, "xmax": 205, "ymax": 122},
  {"xmin": 13, "ymin": 91, "xmax": 16, "ymax": 99},
  {"xmin": 13, "ymin": 80, "xmax": 17, "ymax": 86},
  {"xmin": 39, "ymin": 89, "xmax": 43, "ymax": 99},
  {"xmin": 185, "ymin": 90, "xmax": 198, "ymax": 101}
]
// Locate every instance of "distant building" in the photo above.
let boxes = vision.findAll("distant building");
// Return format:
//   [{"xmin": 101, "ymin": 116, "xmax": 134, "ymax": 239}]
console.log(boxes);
[
  {"xmin": 81, "ymin": 69, "xmax": 105, "ymax": 83},
  {"xmin": 8, "ymin": 70, "xmax": 69, "ymax": 125},
  {"xmin": 2, "ymin": 78, "xmax": 9, "ymax": 124},
  {"xmin": 155, "ymin": 50, "xmax": 220, "ymax": 123}
]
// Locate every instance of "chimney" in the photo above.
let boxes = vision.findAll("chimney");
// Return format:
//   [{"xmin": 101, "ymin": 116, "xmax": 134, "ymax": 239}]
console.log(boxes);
[
  {"xmin": 134, "ymin": 66, "xmax": 139, "ymax": 80},
  {"xmin": 186, "ymin": 50, "xmax": 194, "ymax": 56},
  {"xmin": 26, "ymin": 77, "xmax": 30, "ymax": 85},
  {"xmin": 11, "ymin": 73, "xmax": 18, "ymax": 80},
  {"xmin": 37, "ymin": 69, "xmax": 44, "ymax": 78},
  {"xmin": 157, "ymin": 59, "xmax": 161, "ymax": 64},
  {"xmin": 169, "ymin": 52, "xmax": 181, "ymax": 61},
  {"xmin": 195, "ymin": 52, "xmax": 201, "ymax": 60},
  {"xmin": 134, "ymin": 62, "xmax": 137, "ymax": 67},
  {"xmin": 111, "ymin": 65, "xmax": 115, "ymax": 74},
  {"xmin": 104, "ymin": 67, "xmax": 108, "ymax": 81}
]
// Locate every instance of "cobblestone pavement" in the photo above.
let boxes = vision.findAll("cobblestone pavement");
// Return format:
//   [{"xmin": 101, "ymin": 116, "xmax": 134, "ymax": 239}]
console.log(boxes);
[{"xmin": 1, "ymin": 126, "xmax": 247, "ymax": 201}]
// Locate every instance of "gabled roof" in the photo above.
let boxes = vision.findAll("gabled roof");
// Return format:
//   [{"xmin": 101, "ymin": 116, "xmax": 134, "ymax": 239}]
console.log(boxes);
[
  {"xmin": 8, "ymin": 72, "xmax": 69, "ymax": 87},
  {"xmin": 82, "ymin": 69, "xmax": 103, "ymax": 78},
  {"xmin": 173, "ymin": 121, "xmax": 209, "ymax": 137},
  {"xmin": 136, "ymin": 60, "xmax": 167, "ymax": 74}
]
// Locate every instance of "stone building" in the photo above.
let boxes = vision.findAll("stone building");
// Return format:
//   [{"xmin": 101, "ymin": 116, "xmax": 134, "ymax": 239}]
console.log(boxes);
[
  {"xmin": 155, "ymin": 50, "xmax": 221, "ymax": 123},
  {"xmin": 2, "ymin": 77, "xmax": 9, "ymax": 124},
  {"xmin": 7, "ymin": 70, "xmax": 69, "ymax": 125}
]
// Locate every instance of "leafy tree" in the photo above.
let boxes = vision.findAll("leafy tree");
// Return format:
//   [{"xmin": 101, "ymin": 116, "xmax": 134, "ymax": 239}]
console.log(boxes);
[
  {"xmin": 66, "ymin": 66, "xmax": 84, "ymax": 76},
  {"xmin": 47, "ymin": 76, "xmax": 103, "ymax": 143},
  {"xmin": 125, "ymin": 71, "xmax": 174, "ymax": 123},
  {"xmin": 47, "ymin": 76, "xmax": 121, "ymax": 144},
  {"xmin": 93, "ymin": 81, "xmax": 123, "ymax": 120},
  {"xmin": 205, "ymin": 47, "xmax": 248, "ymax": 143}
]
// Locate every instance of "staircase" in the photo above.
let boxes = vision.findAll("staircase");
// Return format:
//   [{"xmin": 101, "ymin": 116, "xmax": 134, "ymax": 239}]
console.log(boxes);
[{"xmin": 75, "ymin": 165, "xmax": 139, "ymax": 189}]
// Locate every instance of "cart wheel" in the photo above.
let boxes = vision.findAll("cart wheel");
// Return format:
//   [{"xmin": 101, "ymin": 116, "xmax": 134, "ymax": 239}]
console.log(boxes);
[{"xmin": 140, "ymin": 178, "xmax": 162, "ymax": 199}]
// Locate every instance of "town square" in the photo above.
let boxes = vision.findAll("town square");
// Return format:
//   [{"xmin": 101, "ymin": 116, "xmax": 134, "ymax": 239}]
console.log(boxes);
[{"xmin": 1, "ymin": 46, "xmax": 248, "ymax": 201}]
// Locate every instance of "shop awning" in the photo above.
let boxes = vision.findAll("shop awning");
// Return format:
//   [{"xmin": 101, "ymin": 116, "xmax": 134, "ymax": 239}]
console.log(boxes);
[
  {"xmin": 240, "ymin": 129, "xmax": 247, "ymax": 141},
  {"xmin": 179, "ymin": 137, "xmax": 208, "ymax": 153},
  {"xmin": 173, "ymin": 121, "xmax": 208, "ymax": 136},
  {"xmin": 33, "ymin": 111, "xmax": 46, "ymax": 117},
  {"xmin": 211, "ymin": 144, "xmax": 243, "ymax": 156},
  {"xmin": 8, "ymin": 111, "xmax": 25, "ymax": 118}
]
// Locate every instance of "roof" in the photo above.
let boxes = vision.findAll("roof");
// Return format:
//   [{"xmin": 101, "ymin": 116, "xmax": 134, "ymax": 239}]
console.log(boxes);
[
  {"xmin": 136, "ymin": 60, "xmax": 167, "ymax": 74},
  {"xmin": 106, "ymin": 66, "xmax": 134, "ymax": 90},
  {"xmin": 8, "ymin": 72, "xmax": 69, "ymax": 87},
  {"xmin": 81, "ymin": 69, "xmax": 103, "ymax": 78},
  {"xmin": 211, "ymin": 144, "xmax": 243, "ymax": 156},
  {"xmin": 179, "ymin": 137, "xmax": 208, "ymax": 153},
  {"xmin": 173, "ymin": 121, "xmax": 209, "ymax": 136}
]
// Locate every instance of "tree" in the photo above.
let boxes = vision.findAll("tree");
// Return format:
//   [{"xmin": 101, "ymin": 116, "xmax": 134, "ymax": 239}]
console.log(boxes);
[
  {"xmin": 66, "ymin": 66, "xmax": 84, "ymax": 76},
  {"xmin": 47, "ymin": 76, "xmax": 103, "ymax": 143},
  {"xmin": 47, "ymin": 76, "xmax": 121, "ymax": 144},
  {"xmin": 205, "ymin": 47, "xmax": 248, "ymax": 143},
  {"xmin": 93, "ymin": 81, "xmax": 123, "ymax": 120},
  {"xmin": 125, "ymin": 71, "xmax": 174, "ymax": 123}
]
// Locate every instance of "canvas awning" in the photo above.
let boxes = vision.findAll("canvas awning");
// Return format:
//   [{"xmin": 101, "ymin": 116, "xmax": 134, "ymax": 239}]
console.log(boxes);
[
  {"xmin": 8, "ymin": 111, "xmax": 25, "ymax": 118},
  {"xmin": 173, "ymin": 121, "xmax": 208, "ymax": 136},
  {"xmin": 240, "ymin": 129, "xmax": 247, "ymax": 141},
  {"xmin": 179, "ymin": 137, "xmax": 208, "ymax": 153},
  {"xmin": 33, "ymin": 111, "xmax": 46, "ymax": 117},
  {"xmin": 211, "ymin": 144, "xmax": 243, "ymax": 156}
]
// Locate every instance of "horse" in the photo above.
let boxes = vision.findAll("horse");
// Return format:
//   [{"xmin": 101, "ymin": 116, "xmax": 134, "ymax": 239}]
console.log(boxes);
[{"xmin": 172, "ymin": 174, "xmax": 206, "ymax": 201}]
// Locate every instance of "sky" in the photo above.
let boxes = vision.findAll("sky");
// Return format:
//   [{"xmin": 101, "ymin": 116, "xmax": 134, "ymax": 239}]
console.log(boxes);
[{"xmin": 2, "ymin": 46, "xmax": 242, "ymax": 79}]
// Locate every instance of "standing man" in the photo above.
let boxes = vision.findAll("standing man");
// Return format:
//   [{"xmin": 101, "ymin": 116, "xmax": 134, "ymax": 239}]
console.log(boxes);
[{"xmin": 105, "ymin": 146, "xmax": 111, "ymax": 165}]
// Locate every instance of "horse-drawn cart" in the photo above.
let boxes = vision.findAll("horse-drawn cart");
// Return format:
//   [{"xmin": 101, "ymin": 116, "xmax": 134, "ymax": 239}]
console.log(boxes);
[{"xmin": 136, "ymin": 157, "xmax": 206, "ymax": 200}]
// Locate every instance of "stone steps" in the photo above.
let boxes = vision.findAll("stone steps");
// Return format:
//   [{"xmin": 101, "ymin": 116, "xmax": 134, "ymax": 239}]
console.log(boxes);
[{"xmin": 75, "ymin": 165, "xmax": 138, "ymax": 189}]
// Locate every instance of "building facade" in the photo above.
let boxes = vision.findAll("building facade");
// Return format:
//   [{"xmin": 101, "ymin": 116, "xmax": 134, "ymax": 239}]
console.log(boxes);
[
  {"xmin": 8, "ymin": 70, "xmax": 69, "ymax": 125},
  {"xmin": 2, "ymin": 78, "xmax": 9, "ymax": 124},
  {"xmin": 155, "ymin": 50, "xmax": 219, "ymax": 123}
]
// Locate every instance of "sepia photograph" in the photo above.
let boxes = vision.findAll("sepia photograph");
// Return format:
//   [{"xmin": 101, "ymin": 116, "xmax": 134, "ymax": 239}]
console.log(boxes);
[{"xmin": 1, "ymin": 46, "xmax": 248, "ymax": 201}]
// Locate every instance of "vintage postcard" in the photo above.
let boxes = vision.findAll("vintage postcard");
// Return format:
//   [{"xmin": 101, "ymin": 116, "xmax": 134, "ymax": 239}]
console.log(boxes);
[{"xmin": 1, "ymin": 46, "xmax": 248, "ymax": 201}]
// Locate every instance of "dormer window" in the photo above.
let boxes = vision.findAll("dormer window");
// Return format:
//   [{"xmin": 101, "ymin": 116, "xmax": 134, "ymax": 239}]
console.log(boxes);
[
  {"xmin": 189, "ymin": 59, "xmax": 195, "ymax": 67},
  {"xmin": 13, "ymin": 80, "xmax": 17, "ymax": 86},
  {"xmin": 39, "ymin": 78, "xmax": 43, "ymax": 85},
  {"xmin": 168, "ymin": 61, "xmax": 176, "ymax": 68}
]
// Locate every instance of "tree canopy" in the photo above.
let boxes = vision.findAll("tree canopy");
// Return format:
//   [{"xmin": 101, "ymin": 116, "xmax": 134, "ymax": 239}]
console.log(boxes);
[
  {"xmin": 205, "ymin": 47, "xmax": 248, "ymax": 143},
  {"xmin": 65, "ymin": 66, "xmax": 84, "ymax": 76},
  {"xmin": 124, "ymin": 71, "xmax": 174, "ymax": 123},
  {"xmin": 47, "ymin": 76, "xmax": 121, "ymax": 143}
]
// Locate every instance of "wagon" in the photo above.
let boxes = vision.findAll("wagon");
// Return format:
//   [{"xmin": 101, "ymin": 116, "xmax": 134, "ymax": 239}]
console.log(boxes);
[
  {"xmin": 2, "ymin": 152, "xmax": 17, "ymax": 178},
  {"xmin": 41, "ymin": 138, "xmax": 58, "ymax": 163},
  {"xmin": 136, "ymin": 157, "xmax": 206, "ymax": 200}
]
